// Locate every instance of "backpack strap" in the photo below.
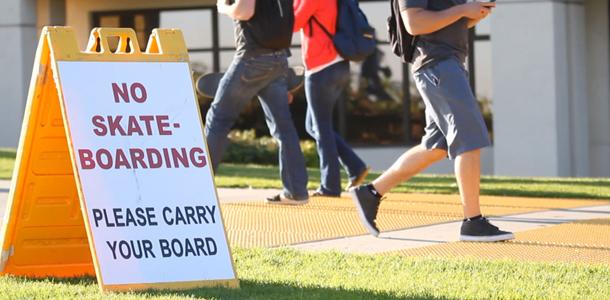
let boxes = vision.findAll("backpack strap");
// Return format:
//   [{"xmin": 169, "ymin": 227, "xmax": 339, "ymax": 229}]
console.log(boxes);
[
  {"xmin": 310, "ymin": 16, "xmax": 334, "ymax": 40},
  {"xmin": 308, "ymin": 18, "xmax": 314, "ymax": 37}
]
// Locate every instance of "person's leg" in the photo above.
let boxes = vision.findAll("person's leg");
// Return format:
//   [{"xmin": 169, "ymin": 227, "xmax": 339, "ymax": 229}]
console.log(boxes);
[
  {"xmin": 306, "ymin": 61, "xmax": 368, "ymax": 195},
  {"xmin": 350, "ymin": 144, "xmax": 447, "ymax": 235},
  {"xmin": 258, "ymin": 65, "xmax": 309, "ymax": 201},
  {"xmin": 418, "ymin": 60, "xmax": 486, "ymax": 220},
  {"xmin": 372, "ymin": 145, "xmax": 447, "ymax": 195},
  {"xmin": 350, "ymin": 109, "xmax": 449, "ymax": 236},
  {"xmin": 304, "ymin": 95, "xmax": 318, "ymax": 142},
  {"xmin": 334, "ymin": 132, "xmax": 368, "ymax": 189},
  {"xmin": 304, "ymin": 65, "xmax": 343, "ymax": 196},
  {"xmin": 330, "ymin": 62, "xmax": 368, "ymax": 188},
  {"xmin": 372, "ymin": 106, "xmax": 449, "ymax": 195},
  {"xmin": 455, "ymin": 149, "xmax": 482, "ymax": 218},
  {"xmin": 204, "ymin": 56, "xmax": 260, "ymax": 171},
  {"xmin": 305, "ymin": 91, "xmax": 368, "ymax": 193},
  {"xmin": 412, "ymin": 58, "xmax": 512, "ymax": 241}
]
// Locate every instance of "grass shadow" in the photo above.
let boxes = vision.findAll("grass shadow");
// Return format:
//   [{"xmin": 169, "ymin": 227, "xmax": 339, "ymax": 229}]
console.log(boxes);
[
  {"xmin": 16, "ymin": 276, "xmax": 454, "ymax": 300},
  {"xmin": 143, "ymin": 279, "xmax": 452, "ymax": 300}
]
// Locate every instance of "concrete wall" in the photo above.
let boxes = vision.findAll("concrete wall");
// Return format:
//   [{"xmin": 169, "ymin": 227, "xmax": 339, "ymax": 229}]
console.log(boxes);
[
  {"xmin": 585, "ymin": 0, "xmax": 610, "ymax": 177},
  {"xmin": 354, "ymin": 147, "xmax": 494, "ymax": 175},
  {"xmin": 0, "ymin": 0, "xmax": 37, "ymax": 147},
  {"xmin": 37, "ymin": 0, "xmax": 66, "ymax": 31},
  {"xmin": 491, "ymin": 0, "xmax": 597, "ymax": 177}
]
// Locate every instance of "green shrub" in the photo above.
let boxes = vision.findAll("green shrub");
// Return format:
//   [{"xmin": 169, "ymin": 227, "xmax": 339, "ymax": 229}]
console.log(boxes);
[{"xmin": 223, "ymin": 130, "xmax": 319, "ymax": 167}]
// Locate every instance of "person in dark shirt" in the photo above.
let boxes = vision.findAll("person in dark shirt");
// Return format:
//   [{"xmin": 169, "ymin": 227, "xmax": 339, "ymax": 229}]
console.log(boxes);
[
  {"xmin": 361, "ymin": 47, "xmax": 394, "ymax": 102},
  {"xmin": 206, "ymin": 0, "xmax": 309, "ymax": 205},
  {"xmin": 351, "ymin": 0, "xmax": 515, "ymax": 242}
]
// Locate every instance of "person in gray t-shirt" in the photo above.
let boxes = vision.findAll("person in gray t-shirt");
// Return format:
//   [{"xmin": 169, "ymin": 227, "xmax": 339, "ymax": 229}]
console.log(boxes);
[
  {"xmin": 350, "ymin": 0, "xmax": 515, "ymax": 242},
  {"xmin": 400, "ymin": 0, "xmax": 469, "ymax": 72}
]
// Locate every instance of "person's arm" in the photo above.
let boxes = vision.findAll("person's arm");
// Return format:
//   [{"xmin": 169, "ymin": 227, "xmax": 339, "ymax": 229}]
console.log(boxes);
[
  {"xmin": 401, "ymin": 2, "xmax": 495, "ymax": 35},
  {"xmin": 217, "ymin": 0, "xmax": 256, "ymax": 21},
  {"xmin": 293, "ymin": 0, "xmax": 317, "ymax": 32},
  {"xmin": 467, "ymin": 4, "xmax": 494, "ymax": 29},
  {"xmin": 466, "ymin": 15, "xmax": 485, "ymax": 29}
]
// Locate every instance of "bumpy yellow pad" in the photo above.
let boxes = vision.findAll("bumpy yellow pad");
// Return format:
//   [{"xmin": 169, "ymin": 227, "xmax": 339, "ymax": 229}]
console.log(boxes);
[
  {"xmin": 221, "ymin": 193, "xmax": 608, "ymax": 248},
  {"xmin": 391, "ymin": 218, "xmax": 610, "ymax": 265}
]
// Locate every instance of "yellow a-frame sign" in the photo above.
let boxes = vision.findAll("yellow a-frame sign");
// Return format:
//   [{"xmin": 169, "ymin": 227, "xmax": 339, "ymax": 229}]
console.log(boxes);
[{"xmin": 0, "ymin": 26, "xmax": 238, "ymax": 291}]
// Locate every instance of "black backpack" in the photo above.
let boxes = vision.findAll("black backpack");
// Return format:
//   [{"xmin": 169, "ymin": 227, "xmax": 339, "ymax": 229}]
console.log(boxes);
[
  {"xmin": 245, "ymin": 0, "xmax": 294, "ymax": 50},
  {"xmin": 387, "ymin": 0, "xmax": 417, "ymax": 63}
]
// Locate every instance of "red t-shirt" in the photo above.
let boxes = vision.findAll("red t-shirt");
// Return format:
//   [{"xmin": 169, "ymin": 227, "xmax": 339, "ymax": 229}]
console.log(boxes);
[{"xmin": 293, "ymin": 0, "xmax": 340, "ymax": 70}]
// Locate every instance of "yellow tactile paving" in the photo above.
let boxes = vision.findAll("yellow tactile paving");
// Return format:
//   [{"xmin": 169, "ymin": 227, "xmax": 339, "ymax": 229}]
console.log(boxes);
[
  {"xmin": 383, "ymin": 193, "xmax": 607, "ymax": 211},
  {"xmin": 223, "ymin": 199, "xmax": 456, "ymax": 248},
  {"xmin": 515, "ymin": 218, "xmax": 610, "ymax": 248},
  {"xmin": 221, "ymin": 193, "xmax": 610, "ymax": 248},
  {"xmin": 391, "ymin": 218, "xmax": 610, "ymax": 265}
]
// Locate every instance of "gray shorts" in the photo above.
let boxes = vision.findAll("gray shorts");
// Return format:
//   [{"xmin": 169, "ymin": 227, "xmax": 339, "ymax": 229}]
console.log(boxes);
[{"xmin": 413, "ymin": 57, "xmax": 491, "ymax": 159}]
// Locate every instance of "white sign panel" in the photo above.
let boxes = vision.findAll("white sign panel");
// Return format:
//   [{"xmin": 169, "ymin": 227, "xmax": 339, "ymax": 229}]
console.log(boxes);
[{"xmin": 56, "ymin": 61, "xmax": 235, "ymax": 285}]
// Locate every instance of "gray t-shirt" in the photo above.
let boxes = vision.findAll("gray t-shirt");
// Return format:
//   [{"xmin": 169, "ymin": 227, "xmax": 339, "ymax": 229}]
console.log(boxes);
[
  {"xmin": 399, "ymin": 0, "xmax": 468, "ymax": 72},
  {"xmin": 234, "ymin": 20, "xmax": 277, "ymax": 57}
]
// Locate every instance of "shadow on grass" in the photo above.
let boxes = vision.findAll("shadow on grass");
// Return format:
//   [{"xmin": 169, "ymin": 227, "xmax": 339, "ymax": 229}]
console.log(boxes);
[
  {"xmin": 19, "ymin": 276, "xmax": 453, "ymax": 300},
  {"xmin": 148, "ymin": 280, "xmax": 451, "ymax": 300}
]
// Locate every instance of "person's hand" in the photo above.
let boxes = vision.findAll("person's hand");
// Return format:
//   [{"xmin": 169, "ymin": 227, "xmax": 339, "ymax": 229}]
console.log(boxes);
[
  {"xmin": 287, "ymin": 92, "xmax": 294, "ymax": 104},
  {"xmin": 461, "ymin": 1, "xmax": 495, "ymax": 19},
  {"xmin": 217, "ymin": 0, "xmax": 229, "ymax": 14}
]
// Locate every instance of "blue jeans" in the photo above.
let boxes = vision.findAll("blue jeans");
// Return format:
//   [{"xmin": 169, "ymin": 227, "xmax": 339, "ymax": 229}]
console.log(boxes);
[
  {"xmin": 305, "ymin": 60, "xmax": 367, "ymax": 196},
  {"xmin": 204, "ymin": 52, "xmax": 309, "ymax": 200}
]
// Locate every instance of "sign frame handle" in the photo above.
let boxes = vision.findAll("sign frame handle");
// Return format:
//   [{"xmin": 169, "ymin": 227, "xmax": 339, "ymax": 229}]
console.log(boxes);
[{"xmin": 86, "ymin": 28, "xmax": 142, "ymax": 55}]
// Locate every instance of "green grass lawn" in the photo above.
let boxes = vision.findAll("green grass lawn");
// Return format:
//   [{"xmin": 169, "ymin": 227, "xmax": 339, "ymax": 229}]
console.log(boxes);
[
  {"xmin": 0, "ymin": 148, "xmax": 15, "ymax": 180},
  {"xmin": 1, "ymin": 248, "xmax": 608, "ymax": 300},
  {"xmin": 1, "ymin": 148, "xmax": 609, "ymax": 199},
  {"xmin": 214, "ymin": 164, "xmax": 610, "ymax": 200}
]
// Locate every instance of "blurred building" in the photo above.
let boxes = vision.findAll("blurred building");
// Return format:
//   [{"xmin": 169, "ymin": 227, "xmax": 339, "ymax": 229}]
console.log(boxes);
[{"xmin": 1, "ymin": 0, "xmax": 608, "ymax": 177}]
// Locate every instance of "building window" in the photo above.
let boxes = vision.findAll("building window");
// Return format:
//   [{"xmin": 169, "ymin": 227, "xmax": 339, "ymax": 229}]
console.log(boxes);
[{"xmin": 92, "ymin": 10, "xmax": 158, "ymax": 51}]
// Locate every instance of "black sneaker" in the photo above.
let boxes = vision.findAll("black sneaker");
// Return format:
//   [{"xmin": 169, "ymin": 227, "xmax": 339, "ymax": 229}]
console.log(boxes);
[
  {"xmin": 460, "ymin": 217, "xmax": 515, "ymax": 242},
  {"xmin": 266, "ymin": 193, "xmax": 309, "ymax": 205},
  {"xmin": 349, "ymin": 185, "xmax": 381, "ymax": 237},
  {"xmin": 311, "ymin": 189, "xmax": 341, "ymax": 198}
]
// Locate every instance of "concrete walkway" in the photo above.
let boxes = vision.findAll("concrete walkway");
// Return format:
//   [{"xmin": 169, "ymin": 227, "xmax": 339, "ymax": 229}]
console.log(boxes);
[
  {"xmin": 0, "ymin": 179, "xmax": 278, "ymax": 219},
  {"xmin": 214, "ymin": 187, "xmax": 282, "ymax": 203},
  {"xmin": 290, "ymin": 204, "xmax": 610, "ymax": 254}
]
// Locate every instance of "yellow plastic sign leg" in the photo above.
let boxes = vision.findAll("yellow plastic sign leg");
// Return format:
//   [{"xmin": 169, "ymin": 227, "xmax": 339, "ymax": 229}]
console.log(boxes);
[{"xmin": 0, "ymin": 27, "xmax": 94, "ymax": 277}]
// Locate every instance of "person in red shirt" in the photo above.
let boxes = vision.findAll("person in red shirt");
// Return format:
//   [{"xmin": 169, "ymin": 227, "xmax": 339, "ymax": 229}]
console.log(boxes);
[{"xmin": 293, "ymin": 0, "xmax": 369, "ymax": 197}]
